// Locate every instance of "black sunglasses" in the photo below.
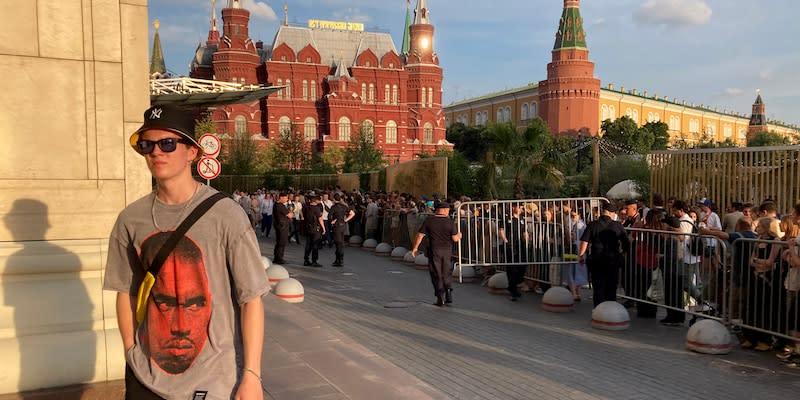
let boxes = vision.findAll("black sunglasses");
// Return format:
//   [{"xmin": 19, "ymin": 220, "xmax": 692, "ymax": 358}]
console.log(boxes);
[{"xmin": 135, "ymin": 138, "xmax": 192, "ymax": 154}]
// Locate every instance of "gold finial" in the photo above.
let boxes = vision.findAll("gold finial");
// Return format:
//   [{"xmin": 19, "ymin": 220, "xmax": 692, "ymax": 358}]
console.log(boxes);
[{"xmin": 153, "ymin": 19, "xmax": 160, "ymax": 31}]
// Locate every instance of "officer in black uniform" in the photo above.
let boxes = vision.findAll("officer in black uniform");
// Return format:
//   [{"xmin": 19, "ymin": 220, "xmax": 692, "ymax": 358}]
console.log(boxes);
[
  {"xmin": 329, "ymin": 193, "xmax": 355, "ymax": 267},
  {"xmin": 272, "ymin": 192, "xmax": 292, "ymax": 264},
  {"xmin": 578, "ymin": 202, "xmax": 630, "ymax": 307},
  {"xmin": 411, "ymin": 202, "xmax": 463, "ymax": 306},
  {"xmin": 499, "ymin": 204, "xmax": 529, "ymax": 301},
  {"xmin": 302, "ymin": 193, "xmax": 325, "ymax": 267}
]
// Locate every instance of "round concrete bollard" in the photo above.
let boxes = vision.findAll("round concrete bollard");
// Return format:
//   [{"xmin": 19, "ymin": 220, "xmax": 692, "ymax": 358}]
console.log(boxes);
[
  {"xmin": 391, "ymin": 247, "xmax": 408, "ymax": 260},
  {"xmin": 273, "ymin": 278, "xmax": 305, "ymax": 303},
  {"xmin": 541, "ymin": 286, "xmax": 575, "ymax": 313},
  {"xmin": 403, "ymin": 251, "xmax": 416, "ymax": 265},
  {"xmin": 261, "ymin": 256, "xmax": 272, "ymax": 272},
  {"xmin": 375, "ymin": 242, "xmax": 393, "ymax": 256},
  {"xmin": 487, "ymin": 272, "xmax": 508, "ymax": 294},
  {"xmin": 266, "ymin": 265, "xmax": 290, "ymax": 288},
  {"xmin": 362, "ymin": 238, "xmax": 378, "ymax": 250},
  {"xmin": 414, "ymin": 254, "xmax": 429, "ymax": 270},
  {"xmin": 686, "ymin": 319, "xmax": 732, "ymax": 355},
  {"xmin": 452, "ymin": 265, "xmax": 476, "ymax": 282},
  {"xmin": 591, "ymin": 301, "xmax": 630, "ymax": 331},
  {"xmin": 348, "ymin": 235, "xmax": 363, "ymax": 247}
]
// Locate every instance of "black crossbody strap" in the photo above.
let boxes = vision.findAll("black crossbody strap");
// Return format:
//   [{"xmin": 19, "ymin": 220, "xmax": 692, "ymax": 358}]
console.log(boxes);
[{"xmin": 148, "ymin": 191, "xmax": 228, "ymax": 277}]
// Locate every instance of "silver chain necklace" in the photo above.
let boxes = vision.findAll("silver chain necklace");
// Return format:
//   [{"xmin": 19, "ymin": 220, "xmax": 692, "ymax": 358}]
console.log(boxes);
[{"xmin": 151, "ymin": 183, "xmax": 201, "ymax": 232}]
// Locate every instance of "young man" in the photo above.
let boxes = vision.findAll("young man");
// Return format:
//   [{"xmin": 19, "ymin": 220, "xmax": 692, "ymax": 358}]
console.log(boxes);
[
  {"xmin": 578, "ymin": 202, "xmax": 630, "ymax": 308},
  {"xmin": 272, "ymin": 192, "xmax": 292, "ymax": 264},
  {"xmin": 303, "ymin": 194, "xmax": 325, "ymax": 267},
  {"xmin": 103, "ymin": 104, "xmax": 268, "ymax": 399},
  {"xmin": 411, "ymin": 202, "xmax": 463, "ymax": 306}
]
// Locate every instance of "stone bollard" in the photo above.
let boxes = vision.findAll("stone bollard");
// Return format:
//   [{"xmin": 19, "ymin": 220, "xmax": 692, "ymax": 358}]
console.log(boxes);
[
  {"xmin": 686, "ymin": 319, "xmax": 732, "ymax": 355},
  {"xmin": 375, "ymin": 242, "xmax": 393, "ymax": 256},
  {"xmin": 452, "ymin": 264, "xmax": 476, "ymax": 282},
  {"xmin": 487, "ymin": 272, "xmax": 508, "ymax": 294},
  {"xmin": 273, "ymin": 278, "xmax": 304, "ymax": 303},
  {"xmin": 261, "ymin": 256, "xmax": 272, "ymax": 272},
  {"xmin": 541, "ymin": 287, "xmax": 574, "ymax": 313},
  {"xmin": 591, "ymin": 301, "xmax": 630, "ymax": 331},
  {"xmin": 403, "ymin": 251, "xmax": 416, "ymax": 265},
  {"xmin": 391, "ymin": 247, "xmax": 408, "ymax": 260},
  {"xmin": 362, "ymin": 238, "xmax": 378, "ymax": 250},
  {"xmin": 266, "ymin": 264, "xmax": 290, "ymax": 288},
  {"xmin": 414, "ymin": 254, "xmax": 429, "ymax": 270},
  {"xmin": 348, "ymin": 235, "xmax": 363, "ymax": 247}
]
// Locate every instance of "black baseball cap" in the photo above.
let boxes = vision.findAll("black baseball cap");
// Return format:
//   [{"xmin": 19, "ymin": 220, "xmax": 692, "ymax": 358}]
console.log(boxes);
[
  {"xmin": 434, "ymin": 201, "xmax": 450, "ymax": 209},
  {"xmin": 129, "ymin": 104, "xmax": 203, "ymax": 155},
  {"xmin": 602, "ymin": 202, "xmax": 618, "ymax": 213}
]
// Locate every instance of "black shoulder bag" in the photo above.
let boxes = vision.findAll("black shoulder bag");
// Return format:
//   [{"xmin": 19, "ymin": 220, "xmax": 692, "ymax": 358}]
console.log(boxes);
[{"xmin": 135, "ymin": 192, "xmax": 228, "ymax": 323}]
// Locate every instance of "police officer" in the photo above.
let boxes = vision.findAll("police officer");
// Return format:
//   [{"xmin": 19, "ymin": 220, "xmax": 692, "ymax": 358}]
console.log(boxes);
[
  {"xmin": 499, "ymin": 203, "xmax": 529, "ymax": 301},
  {"xmin": 329, "ymin": 193, "xmax": 355, "ymax": 267},
  {"xmin": 302, "ymin": 193, "xmax": 325, "ymax": 267},
  {"xmin": 411, "ymin": 201, "xmax": 463, "ymax": 306},
  {"xmin": 578, "ymin": 202, "xmax": 630, "ymax": 307},
  {"xmin": 272, "ymin": 192, "xmax": 292, "ymax": 264}
]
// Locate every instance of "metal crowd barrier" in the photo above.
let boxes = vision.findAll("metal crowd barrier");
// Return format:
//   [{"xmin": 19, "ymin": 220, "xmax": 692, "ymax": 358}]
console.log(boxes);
[
  {"xmin": 454, "ymin": 198, "xmax": 607, "ymax": 284},
  {"xmin": 380, "ymin": 209, "xmax": 433, "ymax": 252}
]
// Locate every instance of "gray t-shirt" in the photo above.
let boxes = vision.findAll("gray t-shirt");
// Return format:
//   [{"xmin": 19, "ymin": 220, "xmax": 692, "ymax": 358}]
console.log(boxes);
[{"xmin": 103, "ymin": 184, "xmax": 269, "ymax": 400}]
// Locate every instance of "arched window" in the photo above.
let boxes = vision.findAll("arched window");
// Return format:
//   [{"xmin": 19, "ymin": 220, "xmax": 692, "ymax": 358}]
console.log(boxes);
[
  {"xmin": 302, "ymin": 80, "xmax": 308, "ymax": 101},
  {"xmin": 609, "ymin": 105, "xmax": 616, "ymax": 120},
  {"xmin": 362, "ymin": 120, "xmax": 374, "ymax": 143},
  {"xmin": 428, "ymin": 87, "xmax": 433, "ymax": 107},
  {"xmin": 738, "ymin": 127, "xmax": 746, "ymax": 139},
  {"xmin": 392, "ymin": 85, "xmax": 398, "ymax": 104},
  {"xmin": 723, "ymin": 125, "xmax": 733, "ymax": 138},
  {"xmin": 423, "ymin": 123, "xmax": 433, "ymax": 144},
  {"xmin": 421, "ymin": 87, "xmax": 427, "ymax": 107},
  {"xmin": 285, "ymin": 79, "xmax": 292, "ymax": 99},
  {"xmin": 496, "ymin": 108, "xmax": 503, "ymax": 122},
  {"xmin": 368, "ymin": 83, "xmax": 375, "ymax": 104},
  {"xmin": 276, "ymin": 78, "xmax": 283, "ymax": 99},
  {"xmin": 338, "ymin": 116, "xmax": 351, "ymax": 141},
  {"xmin": 632, "ymin": 110, "xmax": 639, "ymax": 124},
  {"xmin": 235, "ymin": 115, "xmax": 247, "ymax": 135},
  {"xmin": 654, "ymin": 113, "xmax": 660, "ymax": 122},
  {"xmin": 601, "ymin": 105, "xmax": 609, "ymax": 121},
  {"xmin": 505, "ymin": 107, "xmax": 511, "ymax": 122},
  {"xmin": 384, "ymin": 84, "xmax": 390, "ymax": 104},
  {"xmin": 521, "ymin": 104, "xmax": 529, "ymax": 121},
  {"xmin": 304, "ymin": 117, "xmax": 316, "ymax": 140},
  {"xmin": 278, "ymin": 116, "xmax": 291, "ymax": 135},
  {"xmin": 531, "ymin": 102, "xmax": 538, "ymax": 118},
  {"xmin": 386, "ymin": 120, "xmax": 397, "ymax": 144},
  {"xmin": 361, "ymin": 83, "xmax": 367, "ymax": 103},
  {"xmin": 310, "ymin": 80, "xmax": 317, "ymax": 100},
  {"xmin": 647, "ymin": 112, "xmax": 654, "ymax": 123}
]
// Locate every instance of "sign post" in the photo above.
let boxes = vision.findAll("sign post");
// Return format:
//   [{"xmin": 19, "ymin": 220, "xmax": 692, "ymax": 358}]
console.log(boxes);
[{"xmin": 198, "ymin": 134, "xmax": 222, "ymax": 185}]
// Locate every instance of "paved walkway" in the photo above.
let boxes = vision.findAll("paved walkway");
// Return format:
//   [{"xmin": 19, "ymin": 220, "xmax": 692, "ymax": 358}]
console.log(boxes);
[
  {"xmin": 5, "ymin": 235, "xmax": 800, "ymax": 399},
  {"xmin": 262, "ymin": 237, "xmax": 800, "ymax": 400}
]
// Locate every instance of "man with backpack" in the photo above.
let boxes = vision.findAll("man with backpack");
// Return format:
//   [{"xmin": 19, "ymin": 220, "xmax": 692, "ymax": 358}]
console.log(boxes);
[
  {"xmin": 103, "ymin": 104, "xmax": 268, "ymax": 399},
  {"xmin": 664, "ymin": 199, "xmax": 702, "ymax": 325}
]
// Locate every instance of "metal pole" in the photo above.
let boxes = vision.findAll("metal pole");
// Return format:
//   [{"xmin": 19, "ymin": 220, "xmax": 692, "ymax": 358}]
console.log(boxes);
[{"xmin": 592, "ymin": 138, "xmax": 600, "ymax": 197}]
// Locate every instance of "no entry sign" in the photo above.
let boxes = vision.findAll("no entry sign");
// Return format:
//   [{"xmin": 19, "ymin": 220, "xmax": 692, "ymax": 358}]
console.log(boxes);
[{"xmin": 197, "ymin": 156, "xmax": 221, "ymax": 180}]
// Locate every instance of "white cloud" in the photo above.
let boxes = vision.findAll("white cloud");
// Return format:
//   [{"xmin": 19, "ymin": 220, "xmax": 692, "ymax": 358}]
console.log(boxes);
[
  {"xmin": 332, "ymin": 8, "xmax": 370, "ymax": 23},
  {"xmin": 723, "ymin": 88, "xmax": 743, "ymax": 96},
  {"xmin": 759, "ymin": 69, "xmax": 773, "ymax": 81},
  {"xmin": 634, "ymin": 0, "xmax": 712, "ymax": 27},
  {"xmin": 242, "ymin": 0, "xmax": 278, "ymax": 21}
]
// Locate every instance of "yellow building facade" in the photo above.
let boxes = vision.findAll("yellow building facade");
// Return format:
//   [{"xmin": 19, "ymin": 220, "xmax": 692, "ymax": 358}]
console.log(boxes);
[{"xmin": 445, "ymin": 83, "xmax": 800, "ymax": 146}]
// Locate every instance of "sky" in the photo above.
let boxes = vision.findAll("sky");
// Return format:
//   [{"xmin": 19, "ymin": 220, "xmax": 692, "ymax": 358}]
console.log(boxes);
[{"xmin": 149, "ymin": 0, "xmax": 799, "ymax": 126}]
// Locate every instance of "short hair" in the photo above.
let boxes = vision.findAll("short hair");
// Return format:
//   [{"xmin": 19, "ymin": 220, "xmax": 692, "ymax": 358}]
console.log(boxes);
[
  {"xmin": 652, "ymin": 193, "xmax": 665, "ymax": 207},
  {"xmin": 332, "ymin": 193, "xmax": 341, "ymax": 201},
  {"xmin": 735, "ymin": 217, "xmax": 753, "ymax": 231},
  {"xmin": 672, "ymin": 200, "xmax": 689, "ymax": 212},
  {"xmin": 760, "ymin": 201, "xmax": 778, "ymax": 214}
]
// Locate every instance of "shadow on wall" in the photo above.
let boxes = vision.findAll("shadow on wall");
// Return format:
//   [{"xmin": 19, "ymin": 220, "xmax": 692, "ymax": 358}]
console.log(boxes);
[{"xmin": 2, "ymin": 199, "xmax": 95, "ymax": 399}]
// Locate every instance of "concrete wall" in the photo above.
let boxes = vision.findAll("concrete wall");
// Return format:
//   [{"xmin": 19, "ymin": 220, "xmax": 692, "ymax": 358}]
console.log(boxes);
[{"xmin": 0, "ymin": 0, "xmax": 151, "ymax": 394}]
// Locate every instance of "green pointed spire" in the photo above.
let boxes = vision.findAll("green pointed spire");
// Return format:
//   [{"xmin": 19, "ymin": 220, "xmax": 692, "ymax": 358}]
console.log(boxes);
[
  {"xmin": 149, "ymin": 20, "xmax": 166, "ymax": 75},
  {"xmin": 553, "ymin": 1, "xmax": 587, "ymax": 51},
  {"xmin": 401, "ymin": 0, "xmax": 411, "ymax": 54}
]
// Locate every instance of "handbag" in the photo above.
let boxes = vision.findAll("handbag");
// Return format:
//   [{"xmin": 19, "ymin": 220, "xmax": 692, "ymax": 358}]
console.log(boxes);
[
  {"xmin": 135, "ymin": 192, "xmax": 227, "ymax": 323},
  {"xmin": 647, "ymin": 268, "xmax": 665, "ymax": 303}
]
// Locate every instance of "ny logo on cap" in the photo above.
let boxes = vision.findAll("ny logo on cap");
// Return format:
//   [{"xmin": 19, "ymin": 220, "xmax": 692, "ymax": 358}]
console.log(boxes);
[{"xmin": 149, "ymin": 108, "xmax": 163, "ymax": 119}]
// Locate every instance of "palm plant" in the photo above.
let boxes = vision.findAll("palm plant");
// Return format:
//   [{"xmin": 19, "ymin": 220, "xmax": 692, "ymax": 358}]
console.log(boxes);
[{"xmin": 485, "ymin": 118, "xmax": 564, "ymax": 199}]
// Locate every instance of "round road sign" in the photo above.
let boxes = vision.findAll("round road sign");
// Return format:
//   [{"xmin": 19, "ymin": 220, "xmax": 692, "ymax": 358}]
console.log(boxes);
[
  {"xmin": 197, "ymin": 156, "xmax": 221, "ymax": 179},
  {"xmin": 198, "ymin": 134, "xmax": 221, "ymax": 158}
]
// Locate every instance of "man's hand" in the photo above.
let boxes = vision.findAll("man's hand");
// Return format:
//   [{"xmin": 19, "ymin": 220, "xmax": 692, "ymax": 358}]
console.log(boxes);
[
  {"xmin": 234, "ymin": 372, "xmax": 263, "ymax": 400},
  {"xmin": 410, "ymin": 248, "xmax": 417, "ymax": 257}
]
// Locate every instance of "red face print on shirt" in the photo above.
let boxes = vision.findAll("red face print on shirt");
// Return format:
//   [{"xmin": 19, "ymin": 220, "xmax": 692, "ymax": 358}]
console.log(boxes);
[{"xmin": 138, "ymin": 232, "xmax": 211, "ymax": 374}]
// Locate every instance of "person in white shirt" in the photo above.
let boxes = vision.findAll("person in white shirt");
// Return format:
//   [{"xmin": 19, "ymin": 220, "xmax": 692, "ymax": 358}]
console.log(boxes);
[
  {"xmin": 672, "ymin": 200, "xmax": 702, "ymax": 322},
  {"xmin": 260, "ymin": 193, "xmax": 274, "ymax": 238},
  {"xmin": 288, "ymin": 194, "xmax": 303, "ymax": 244}
]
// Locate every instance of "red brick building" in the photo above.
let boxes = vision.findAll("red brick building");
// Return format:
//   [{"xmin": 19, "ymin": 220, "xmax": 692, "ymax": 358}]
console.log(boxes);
[{"xmin": 189, "ymin": 0, "xmax": 450, "ymax": 163}]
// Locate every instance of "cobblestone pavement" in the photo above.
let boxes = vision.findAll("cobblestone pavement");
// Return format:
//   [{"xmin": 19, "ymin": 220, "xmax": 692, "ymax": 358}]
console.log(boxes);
[{"xmin": 263, "ymin": 237, "xmax": 800, "ymax": 400}]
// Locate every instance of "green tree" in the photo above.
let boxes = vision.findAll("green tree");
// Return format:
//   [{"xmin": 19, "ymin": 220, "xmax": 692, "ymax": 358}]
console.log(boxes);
[
  {"xmin": 747, "ymin": 131, "xmax": 792, "ymax": 147},
  {"xmin": 601, "ymin": 116, "xmax": 653, "ymax": 154},
  {"xmin": 485, "ymin": 118, "xmax": 563, "ymax": 199},
  {"xmin": 269, "ymin": 128, "xmax": 309, "ymax": 172},
  {"xmin": 446, "ymin": 122, "xmax": 489, "ymax": 162},
  {"xmin": 599, "ymin": 156, "xmax": 650, "ymax": 201},
  {"xmin": 641, "ymin": 121, "xmax": 670, "ymax": 150},
  {"xmin": 343, "ymin": 122, "xmax": 384, "ymax": 173},
  {"xmin": 195, "ymin": 114, "xmax": 216, "ymax": 137},
  {"xmin": 218, "ymin": 131, "xmax": 260, "ymax": 175}
]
